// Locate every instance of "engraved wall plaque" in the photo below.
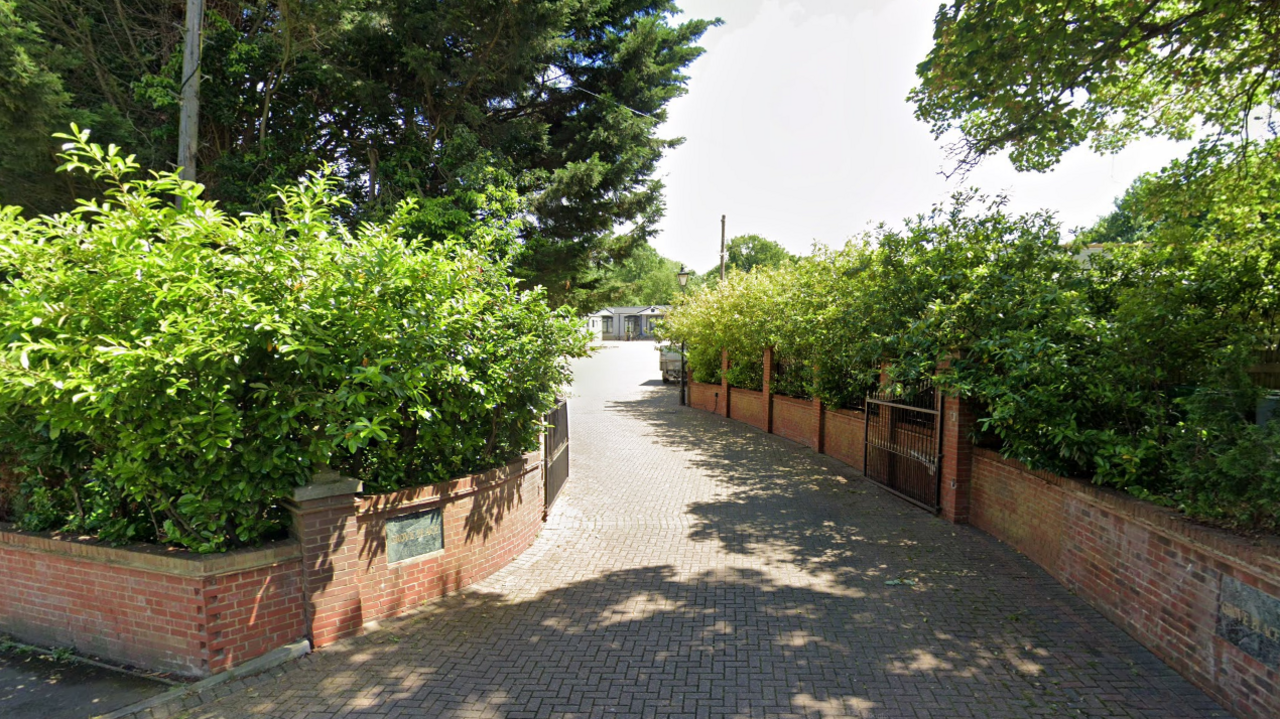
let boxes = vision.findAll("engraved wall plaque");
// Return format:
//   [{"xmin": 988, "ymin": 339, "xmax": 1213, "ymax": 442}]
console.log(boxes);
[
  {"xmin": 1217, "ymin": 575, "xmax": 1280, "ymax": 668},
  {"xmin": 386, "ymin": 508, "xmax": 443, "ymax": 563}
]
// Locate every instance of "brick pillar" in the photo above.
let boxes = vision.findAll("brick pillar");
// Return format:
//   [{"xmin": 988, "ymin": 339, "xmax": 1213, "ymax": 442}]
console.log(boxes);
[
  {"xmin": 286, "ymin": 467, "xmax": 363, "ymax": 648},
  {"xmin": 762, "ymin": 347, "xmax": 774, "ymax": 433},
  {"xmin": 813, "ymin": 363, "xmax": 824, "ymax": 452},
  {"xmin": 720, "ymin": 349, "xmax": 731, "ymax": 417},
  {"xmin": 940, "ymin": 394, "xmax": 976, "ymax": 523}
]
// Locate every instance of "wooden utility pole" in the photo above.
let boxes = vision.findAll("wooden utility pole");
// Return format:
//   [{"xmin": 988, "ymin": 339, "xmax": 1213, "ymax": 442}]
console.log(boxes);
[
  {"xmin": 719, "ymin": 214, "xmax": 726, "ymax": 281},
  {"xmin": 177, "ymin": 0, "xmax": 204, "ymax": 184}
]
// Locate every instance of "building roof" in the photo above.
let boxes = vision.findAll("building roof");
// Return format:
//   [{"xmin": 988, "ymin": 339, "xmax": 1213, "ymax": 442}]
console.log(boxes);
[{"xmin": 589, "ymin": 305, "xmax": 670, "ymax": 317}]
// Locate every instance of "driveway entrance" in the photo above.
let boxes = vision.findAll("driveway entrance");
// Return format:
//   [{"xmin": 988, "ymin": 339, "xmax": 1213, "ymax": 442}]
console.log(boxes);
[{"xmin": 183, "ymin": 341, "xmax": 1226, "ymax": 719}]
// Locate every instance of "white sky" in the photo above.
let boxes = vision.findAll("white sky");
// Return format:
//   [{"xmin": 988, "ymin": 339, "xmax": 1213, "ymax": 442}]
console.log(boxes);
[{"xmin": 650, "ymin": 0, "xmax": 1193, "ymax": 272}]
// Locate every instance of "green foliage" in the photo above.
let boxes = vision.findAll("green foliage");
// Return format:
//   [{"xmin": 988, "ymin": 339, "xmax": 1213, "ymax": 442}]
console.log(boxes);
[
  {"xmin": 770, "ymin": 359, "xmax": 811, "ymax": 400},
  {"xmin": 0, "ymin": 1, "xmax": 719, "ymax": 305},
  {"xmin": 686, "ymin": 344, "xmax": 721, "ymax": 384},
  {"xmin": 589, "ymin": 243, "xmax": 687, "ymax": 307},
  {"xmin": 0, "ymin": 0, "xmax": 71, "ymax": 211},
  {"xmin": 724, "ymin": 350, "xmax": 762, "ymax": 392},
  {"xmin": 0, "ymin": 128, "xmax": 587, "ymax": 552},
  {"xmin": 1169, "ymin": 350, "xmax": 1280, "ymax": 533},
  {"xmin": 698, "ymin": 234, "xmax": 794, "ymax": 291},
  {"xmin": 725, "ymin": 234, "xmax": 794, "ymax": 274},
  {"xmin": 0, "ymin": 461, "xmax": 14, "ymax": 520},
  {"xmin": 1071, "ymin": 174, "xmax": 1159, "ymax": 247},
  {"xmin": 912, "ymin": 0, "xmax": 1280, "ymax": 171},
  {"xmin": 664, "ymin": 147, "xmax": 1280, "ymax": 530},
  {"xmin": 659, "ymin": 266, "xmax": 782, "ymax": 378}
]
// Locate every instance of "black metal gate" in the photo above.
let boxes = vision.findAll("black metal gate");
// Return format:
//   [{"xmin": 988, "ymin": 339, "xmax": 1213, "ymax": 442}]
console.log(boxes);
[
  {"xmin": 543, "ymin": 398, "xmax": 569, "ymax": 514},
  {"xmin": 863, "ymin": 379, "xmax": 942, "ymax": 512}
]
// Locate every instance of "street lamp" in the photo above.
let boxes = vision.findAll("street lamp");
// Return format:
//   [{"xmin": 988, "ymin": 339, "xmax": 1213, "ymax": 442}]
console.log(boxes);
[{"xmin": 676, "ymin": 266, "xmax": 690, "ymax": 405}]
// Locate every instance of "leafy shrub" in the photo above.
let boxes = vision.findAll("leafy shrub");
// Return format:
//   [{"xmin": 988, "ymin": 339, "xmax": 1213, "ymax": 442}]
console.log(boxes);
[
  {"xmin": 687, "ymin": 344, "xmax": 721, "ymax": 384},
  {"xmin": 770, "ymin": 358, "xmax": 812, "ymax": 400},
  {"xmin": 1168, "ymin": 350, "xmax": 1280, "ymax": 533},
  {"xmin": 874, "ymin": 196, "xmax": 1175, "ymax": 485},
  {"xmin": 724, "ymin": 350, "xmax": 763, "ymax": 391},
  {"xmin": 662, "ymin": 142, "xmax": 1280, "ymax": 531},
  {"xmin": 0, "ymin": 129, "xmax": 587, "ymax": 552},
  {"xmin": 0, "ymin": 458, "xmax": 16, "ymax": 521}
]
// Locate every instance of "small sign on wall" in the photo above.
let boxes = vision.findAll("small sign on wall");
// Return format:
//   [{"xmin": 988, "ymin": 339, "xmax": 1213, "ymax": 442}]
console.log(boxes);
[
  {"xmin": 386, "ymin": 507, "xmax": 444, "ymax": 563},
  {"xmin": 1217, "ymin": 575, "xmax": 1280, "ymax": 668}
]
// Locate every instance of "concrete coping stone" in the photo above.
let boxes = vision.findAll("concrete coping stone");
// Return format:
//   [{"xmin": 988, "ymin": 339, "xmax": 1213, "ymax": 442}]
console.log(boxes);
[
  {"xmin": 292, "ymin": 478, "xmax": 363, "ymax": 503},
  {"xmin": 0, "ymin": 525, "xmax": 301, "ymax": 578}
]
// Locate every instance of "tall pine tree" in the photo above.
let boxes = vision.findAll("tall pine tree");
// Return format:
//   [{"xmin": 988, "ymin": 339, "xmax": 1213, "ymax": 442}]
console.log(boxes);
[{"xmin": 0, "ymin": 0, "xmax": 717, "ymax": 304}]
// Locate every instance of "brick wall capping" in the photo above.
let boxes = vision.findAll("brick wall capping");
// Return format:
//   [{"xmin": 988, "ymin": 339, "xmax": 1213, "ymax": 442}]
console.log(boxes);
[
  {"xmin": 772, "ymin": 393, "xmax": 816, "ymax": 407},
  {"xmin": 0, "ymin": 524, "xmax": 300, "ymax": 578},
  {"xmin": 825, "ymin": 406, "xmax": 866, "ymax": 418},
  {"xmin": 974, "ymin": 447, "xmax": 1280, "ymax": 578},
  {"xmin": 358, "ymin": 451, "xmax": 541, "ymax": 514}
]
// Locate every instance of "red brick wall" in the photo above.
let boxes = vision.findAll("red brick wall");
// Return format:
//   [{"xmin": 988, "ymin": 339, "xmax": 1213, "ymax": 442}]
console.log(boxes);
[
  {"xmin": 205, "ymin": 562, "xmax": 307, "ymax": 674},
  {"xmin": 0, "ymin": 547, "xmax": 205, "ymax": 674},
  {"xmin": 773, "ymin": 395, "xmax": 817, "ymax": 448},
  {"xmin": 728, "ymin": 388, "xmax": 767, "ymax": 430},
  {"xmin": 971, "ymin": 449, "xmax": 1280, "ymax": 719},
  {"xmin": 822, "ymin": 408, "xmax": 865, "ymax": 469},
  {"xmin": 687, "ymin": 387, "xmax": 865, "ymax": 468},
  {"xmin": 296, "ymin": 453, "xmax": 546, "ymax": 648},
  {"xmin": 291, "ymin": 491, "xmax": 364, "ymax": 645},
  {"xmin": 940, "ymin": 394, "xmax": 975, "ymax": 523},
  {"xmin": 0, "ymin": 454, "xmax": 546, "ymax": 675},
  {"xmin": 689, "ymin": 381, "xmax": 720, "ymax": 414},
  {"xmin": 0, "ymin": 533, "xmax": 303, "ymax": 677}
]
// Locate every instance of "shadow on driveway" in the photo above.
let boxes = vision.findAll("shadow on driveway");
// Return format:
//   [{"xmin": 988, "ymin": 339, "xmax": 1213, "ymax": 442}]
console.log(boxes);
[
  {"xmin": 191, "ymin": 384, "xmax": 1228, "ymax": 719},
  {"xmin": 0, "ymin": 645, "xmax": 170, "ymax": 719}
]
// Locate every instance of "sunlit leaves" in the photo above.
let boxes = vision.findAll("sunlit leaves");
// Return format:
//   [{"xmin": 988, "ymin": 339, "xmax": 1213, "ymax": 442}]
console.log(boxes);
[
  {"xmin": 0, "ymin": 129, "xmax": 587, "ymax": 552},
  {"xmin": 912, "ymin": 0, "xmax": 1280, "ymax": 172},
  {"xmin": 663, "ymin": 172, "xmax": 1280, "ymax": 529}
]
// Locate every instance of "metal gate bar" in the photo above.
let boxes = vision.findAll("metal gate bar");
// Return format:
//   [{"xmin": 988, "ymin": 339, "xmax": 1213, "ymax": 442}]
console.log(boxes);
[
  {"xmin": 544, "ymin": 398, "xmax": 569, "ymax": 514},
  {"xmin": 862, "ymin": 380, "xmax": 942, "ymax": 512}
]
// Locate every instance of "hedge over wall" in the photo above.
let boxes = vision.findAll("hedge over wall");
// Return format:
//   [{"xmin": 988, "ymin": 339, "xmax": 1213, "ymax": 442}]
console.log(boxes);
[
  {"xmin": 0, "ymin": 129, "xmax": 588, "ymax": 552},
  {"xmin": 661, "ymin": 143, "xmax": 1280, "ymax": 532}
]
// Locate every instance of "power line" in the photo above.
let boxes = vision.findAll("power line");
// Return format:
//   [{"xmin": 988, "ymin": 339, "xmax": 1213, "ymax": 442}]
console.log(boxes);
[{"xmin": 572, "ymin": 86, "xmax": 659, "ymax": 121}]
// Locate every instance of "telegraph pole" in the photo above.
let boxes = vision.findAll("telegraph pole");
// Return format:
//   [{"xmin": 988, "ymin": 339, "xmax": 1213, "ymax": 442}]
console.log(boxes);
[
  {"xmin": 719, "ymin": 214, "xmax": 726, "ymax": 281},
  {"xmin": 177, "ymin": 0, "xmax": 204, "ymax": 185}
]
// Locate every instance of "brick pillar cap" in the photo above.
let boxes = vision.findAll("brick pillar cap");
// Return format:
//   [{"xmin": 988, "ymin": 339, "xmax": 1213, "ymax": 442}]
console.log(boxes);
[{"xmin": 293, "ymin": 478, "xmax": 362, "ymax": 502}]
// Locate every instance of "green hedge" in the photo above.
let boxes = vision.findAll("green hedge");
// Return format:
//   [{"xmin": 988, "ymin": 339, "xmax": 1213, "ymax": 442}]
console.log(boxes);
[
  {"xmin": 770, "ymin": 359, "xmax": 812, "ymax": 401},
  {"xmin": 0, "ymin": 129, "xmax": 587, "ymax": 552},
  {"xmin": 661, "ymin": 144, "xmax": 1280, "ymax": 532}
]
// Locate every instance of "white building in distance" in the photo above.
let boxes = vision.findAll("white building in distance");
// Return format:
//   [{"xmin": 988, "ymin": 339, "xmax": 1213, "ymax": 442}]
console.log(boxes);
[{"xmin": 587, "ymin": 306, "xmax": 669, "ymax": 340}]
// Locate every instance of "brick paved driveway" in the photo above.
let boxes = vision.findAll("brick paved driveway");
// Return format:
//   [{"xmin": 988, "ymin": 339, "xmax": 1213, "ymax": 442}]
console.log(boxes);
[{"xmin": 186, "ymin": 342, "xmax": 1227, "ymax": 719}]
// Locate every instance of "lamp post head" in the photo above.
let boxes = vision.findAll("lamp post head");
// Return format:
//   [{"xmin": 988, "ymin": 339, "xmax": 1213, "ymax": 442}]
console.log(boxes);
[{"xmin": 677, "ymin": 265, "xmax": 690, "ymax": 288}]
